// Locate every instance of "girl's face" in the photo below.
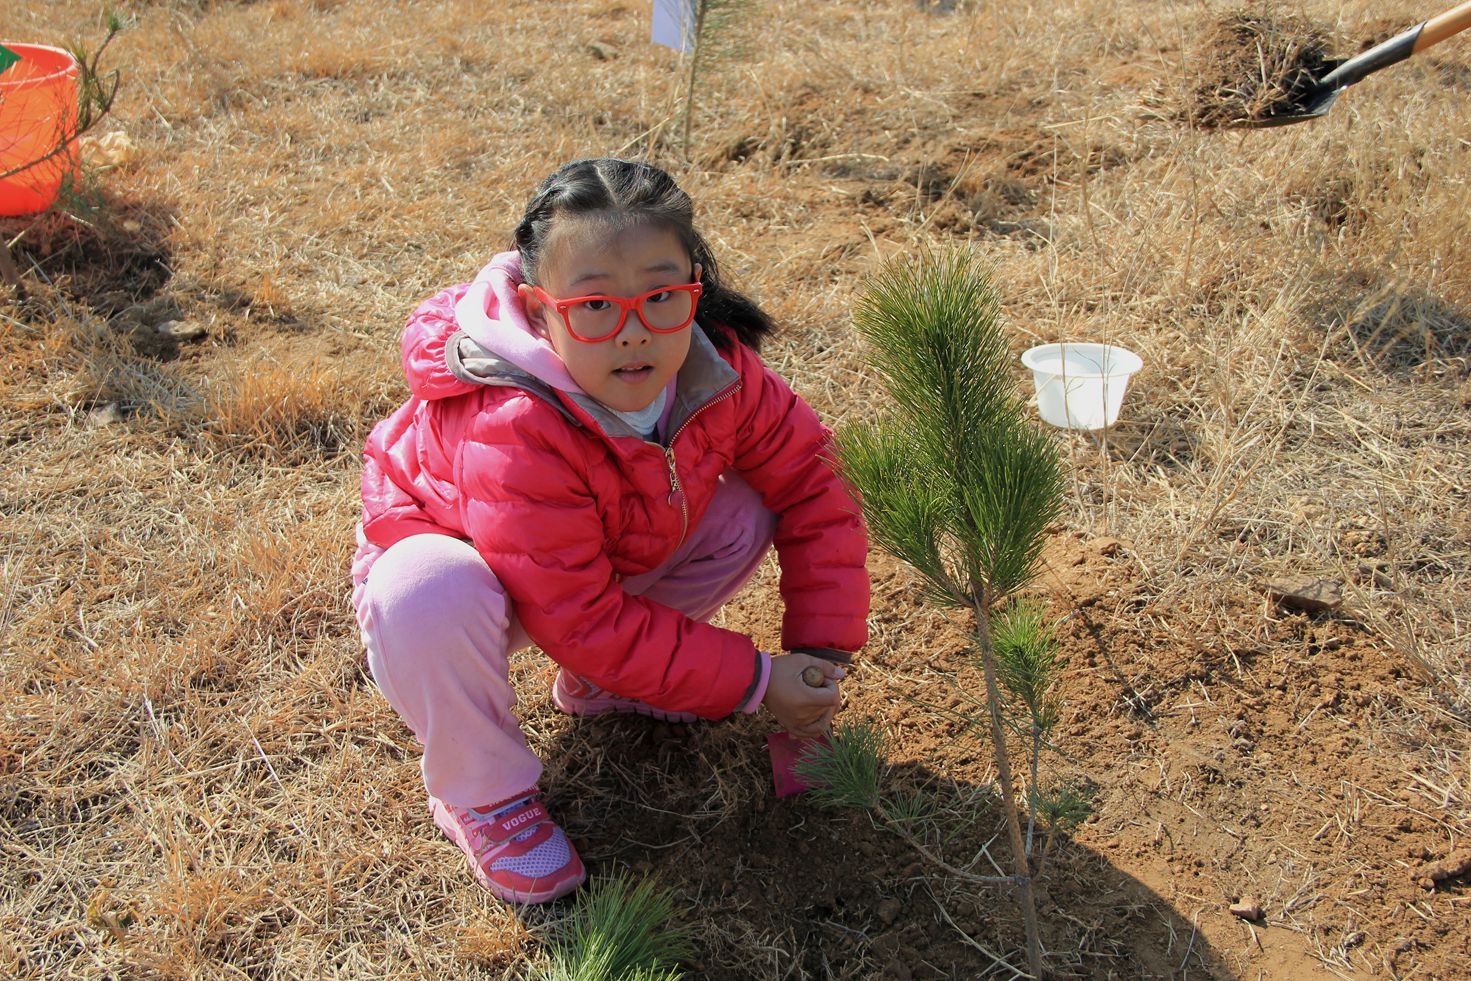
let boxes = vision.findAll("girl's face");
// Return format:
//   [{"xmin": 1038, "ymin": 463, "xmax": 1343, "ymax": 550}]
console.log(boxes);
[{"xmin": 520, "ymin": 216, "xmax": 700, "ymax": 414}]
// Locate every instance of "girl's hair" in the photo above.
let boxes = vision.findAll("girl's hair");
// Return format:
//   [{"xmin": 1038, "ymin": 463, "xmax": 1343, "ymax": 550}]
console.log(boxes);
[{"xmin": 512, "ymin": 158, "xmax": 774, "ymax": 352}]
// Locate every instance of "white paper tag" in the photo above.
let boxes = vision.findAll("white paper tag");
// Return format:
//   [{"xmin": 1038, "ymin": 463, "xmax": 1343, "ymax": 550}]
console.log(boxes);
[{"xmin": 651, "ymin": 0, "xmax": 696, "ymax": 53}]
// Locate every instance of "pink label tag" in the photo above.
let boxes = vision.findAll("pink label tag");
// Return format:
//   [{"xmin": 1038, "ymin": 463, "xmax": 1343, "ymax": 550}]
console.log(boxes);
[{"xmin": 767, "ymin": 731, "xmax": 832, "ymax": 799}]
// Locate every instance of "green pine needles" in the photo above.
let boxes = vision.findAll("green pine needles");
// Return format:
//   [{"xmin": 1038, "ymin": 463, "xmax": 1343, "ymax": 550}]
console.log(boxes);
[
  {"xmin": 839, "ymin": 252, "xmax": 1065, "ymax": 605},
  {"xmin": 836, "ymin": 249, "xmax": 1069, "ymax": 978},
  {"xmin": 992, "ymin": 597, "xmax": 1060, "ymax": 731},
  {"xmin": 792, "ymin": 719, "xmax": 889, "ymax": 810},
  {"xmin": 537, "ymin": 874, "xmax": 693, "ymax": 981}
]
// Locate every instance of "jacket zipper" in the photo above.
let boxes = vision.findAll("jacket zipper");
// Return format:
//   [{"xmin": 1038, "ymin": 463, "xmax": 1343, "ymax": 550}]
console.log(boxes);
[{"xmin": 663, "ymin": 382, "xmax": 741, "ymax": 550}]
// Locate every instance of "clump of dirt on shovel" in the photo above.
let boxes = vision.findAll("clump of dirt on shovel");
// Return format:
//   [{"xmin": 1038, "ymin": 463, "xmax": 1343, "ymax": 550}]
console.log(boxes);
[{"xmin": 1186, "ymin": 8, "xmax": 1336, "ymax": 128}]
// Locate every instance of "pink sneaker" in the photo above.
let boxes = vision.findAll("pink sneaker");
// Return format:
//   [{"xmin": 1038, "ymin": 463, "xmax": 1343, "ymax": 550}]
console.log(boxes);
[
  {"xmin": 428, "ymin": 790, "xmax": 586, "ymax": 904},
  {"xmin": 552, "ymin": 669, "xmax": 698, "ymax": 723}
]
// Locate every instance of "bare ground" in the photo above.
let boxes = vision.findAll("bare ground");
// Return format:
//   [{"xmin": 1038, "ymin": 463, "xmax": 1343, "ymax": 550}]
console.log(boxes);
[{"xmin": 2, "ymin": 0, "xmax": 1468, "ymax": 977}]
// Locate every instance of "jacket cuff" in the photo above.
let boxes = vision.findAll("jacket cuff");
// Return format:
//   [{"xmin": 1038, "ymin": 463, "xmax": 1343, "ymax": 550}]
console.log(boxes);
[
  {"xmin": 739, "ymin": 650, "xmax": 773, "ymax": 714},
  {"xmin": 789, "ymin": 646, "xmax": 853, "ymax": 665}
]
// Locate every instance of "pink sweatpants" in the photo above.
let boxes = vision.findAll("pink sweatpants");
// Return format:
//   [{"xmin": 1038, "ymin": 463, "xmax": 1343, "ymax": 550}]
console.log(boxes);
[{"xmin": 352, "ymin": 473, "xmax": 776, "ymax": 809}]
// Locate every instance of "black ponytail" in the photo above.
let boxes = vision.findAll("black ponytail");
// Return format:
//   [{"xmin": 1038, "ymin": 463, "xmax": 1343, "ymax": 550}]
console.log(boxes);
[{"xmin": 512, "ymin": 158, "xmax": 775, "ymax": 352}]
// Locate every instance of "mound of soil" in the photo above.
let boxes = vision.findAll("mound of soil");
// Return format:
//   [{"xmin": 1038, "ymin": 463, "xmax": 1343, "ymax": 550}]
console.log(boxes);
[
  {"xmin": 520, "ymin": 534, "xmax": 1470, "ymax": 977},
  {"xmin": 1188, "ymin": 10, "xmax": 1337, "ymax": 128}
]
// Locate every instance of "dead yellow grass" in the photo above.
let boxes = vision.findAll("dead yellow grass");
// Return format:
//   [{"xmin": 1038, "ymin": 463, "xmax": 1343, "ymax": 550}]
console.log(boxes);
[{"xmin": 2, "ymin": 0, "xmax": 1469, "ymax": 976}]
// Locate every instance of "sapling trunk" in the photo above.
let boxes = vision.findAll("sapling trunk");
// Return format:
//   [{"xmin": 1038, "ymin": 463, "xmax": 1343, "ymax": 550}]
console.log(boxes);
[
  {"xmin": 973, "ymin": 585, "xmax": 1043, "ymax": 977},
  {"xmin": 0, "ymin": 243, "xmax": 21, "ymax": 294},
  {"xmin": 680, "ymin": 1, "xmax": 707, "ymax": 153}
]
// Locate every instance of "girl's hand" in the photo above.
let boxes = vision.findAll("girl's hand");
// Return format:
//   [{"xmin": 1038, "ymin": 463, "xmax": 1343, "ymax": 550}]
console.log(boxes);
[{"xmin": 763, "ymin": 652, "xmax": 845, "ymax": 739}]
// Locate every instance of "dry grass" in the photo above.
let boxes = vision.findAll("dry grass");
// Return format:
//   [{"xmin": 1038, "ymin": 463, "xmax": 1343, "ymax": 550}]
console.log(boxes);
[{"xmin": 2, "ymin": 0, "xmax": 1469, "ymax": 976}]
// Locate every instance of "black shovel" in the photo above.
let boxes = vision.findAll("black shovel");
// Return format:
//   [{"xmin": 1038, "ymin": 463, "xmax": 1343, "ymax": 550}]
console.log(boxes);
[{"xmin": 1237, "ymin": 1, "xmax": 1471, "ymax": 128}]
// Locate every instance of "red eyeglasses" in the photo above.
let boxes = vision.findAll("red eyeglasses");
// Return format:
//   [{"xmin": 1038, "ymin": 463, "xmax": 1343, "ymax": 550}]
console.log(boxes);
[{"xmin": 532, "ymin": 282, "xmax": 703, "ymax": 343}]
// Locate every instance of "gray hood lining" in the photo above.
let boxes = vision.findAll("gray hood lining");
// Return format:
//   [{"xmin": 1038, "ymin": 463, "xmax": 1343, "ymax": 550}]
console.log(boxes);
[{"xmin": 447, "ymin": 322, "xmax": 740, "ymax": 442}]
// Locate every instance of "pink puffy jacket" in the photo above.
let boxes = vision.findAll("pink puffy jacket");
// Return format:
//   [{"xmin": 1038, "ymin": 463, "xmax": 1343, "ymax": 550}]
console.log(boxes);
[{"xmin": 358, "ymin": 254, "xmax": 869, "ymax": 719}]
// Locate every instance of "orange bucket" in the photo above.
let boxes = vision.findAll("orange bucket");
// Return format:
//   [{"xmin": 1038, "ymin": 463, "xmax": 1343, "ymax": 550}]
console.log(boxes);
[{"xmin": 0, "ymin": 43, "xmax": 80, "ymax": 217}]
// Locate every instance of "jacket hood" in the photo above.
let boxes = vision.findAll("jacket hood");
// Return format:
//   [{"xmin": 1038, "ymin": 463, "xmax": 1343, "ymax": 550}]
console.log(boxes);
[{"xmin": 452, "ymin": 251, "xmax": 584, "ymax": 394}]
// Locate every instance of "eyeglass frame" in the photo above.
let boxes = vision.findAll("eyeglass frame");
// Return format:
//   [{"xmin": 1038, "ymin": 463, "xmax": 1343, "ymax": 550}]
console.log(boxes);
[{"xmin": 530, "ymin": 282, "xmax": 704, "ymax": 343}]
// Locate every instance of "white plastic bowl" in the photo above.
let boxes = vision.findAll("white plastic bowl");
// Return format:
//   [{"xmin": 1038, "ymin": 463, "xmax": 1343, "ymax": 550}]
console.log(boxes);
[{"xmin": 1021, "ymin": 343, "xmax": 1142, "ymax": 431}]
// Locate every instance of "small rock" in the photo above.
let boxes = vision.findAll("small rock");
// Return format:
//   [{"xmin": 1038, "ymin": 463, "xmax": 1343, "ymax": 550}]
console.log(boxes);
[
  {"xmin": 1419, "ymin": 848, "xmax": 1471, "ymax": 888},
  {"xmin": 987, "ymin": 217, "xmax": 1053, "ymax": 243},
  {"xmin": 88, "ymin": 403, "xmax": 124, "ymax": 426},
  {"xmin": 875, "ymin": 897, "xmax": 901, "ymax": 927},
  {"xmin": 118, "ymin": 296, "xmax": 181, "ymax": 329},
  {"xmin": 155, "ymin": 319, "xmax": 207, "ymax": 341},
  {"xmin": 1357, "ymin": 559, "xmax": 1394, "ymax": 589},
  {"xmin": 1266, "ymin": 578, "xmax": 1343, "ymax": 613},
  {"xmin": 1229, "ymin": 899, "xmax": 1263, "ymax": 921},
  {"xmin": 588, "ymin": 41, "xmax": 617, "ymax": 60}
]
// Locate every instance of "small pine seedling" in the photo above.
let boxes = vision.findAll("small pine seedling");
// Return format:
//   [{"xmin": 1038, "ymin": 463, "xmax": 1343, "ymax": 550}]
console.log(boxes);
[
  {"xmin": 881, "ymin": 788, "xmax": 939, "ymax": 833},
  {"xmin": 1031, "ymin": 779, "xmax": 1096, "ymax": 875},
  {"xmin": 538, "ymin": 873, "xmax": 693, "ymax": 981},
  {"xmin": 792, "ymin": 719, "xmax": 889, "ymax": 810}
]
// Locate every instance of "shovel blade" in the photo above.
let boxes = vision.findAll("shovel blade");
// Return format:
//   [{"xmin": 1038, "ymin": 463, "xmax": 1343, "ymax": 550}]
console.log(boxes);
[{"xmin": 1230, "ymin": 87, "xmax": 1340, "ymax": 129}]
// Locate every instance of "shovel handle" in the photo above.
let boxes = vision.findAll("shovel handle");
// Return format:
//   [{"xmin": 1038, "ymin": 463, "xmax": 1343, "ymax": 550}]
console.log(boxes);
[
  {"xmin": 1317, "ymin": 1, "xmax": 1471, "ymax": 94},
  {"xmin": 1420, "ymin": 2, "xmax": 1471, "ymax": 50}
]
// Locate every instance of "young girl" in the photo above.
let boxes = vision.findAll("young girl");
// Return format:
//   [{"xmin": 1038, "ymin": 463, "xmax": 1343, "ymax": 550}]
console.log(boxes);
[{"xmin": 351, "ymin": 158, "xmax": 869, "ymax": 904}]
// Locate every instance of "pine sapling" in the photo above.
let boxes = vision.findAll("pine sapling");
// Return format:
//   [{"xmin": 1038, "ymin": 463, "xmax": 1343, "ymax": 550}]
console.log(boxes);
[
  {"xmin": 795, "ymin": 721, "xmax": 1015, "ymax": 890},
  {"xmin": 677, "ymin": 0, "xmax": 752, "ymax": 155},
  {"xmin": 791, "ymin": 719, "xmax": 888, "ymax": 811},
  {"xmin": 537, "ymin": 873, "xmax": 693, "ymax": 981},
  {"xmin": 837, "ymin": 249, "xmax": 1066, "ymax": 978},
  {"xmin": 991, "ymin": 597, "xmax": 1059, "ymax": 854}
]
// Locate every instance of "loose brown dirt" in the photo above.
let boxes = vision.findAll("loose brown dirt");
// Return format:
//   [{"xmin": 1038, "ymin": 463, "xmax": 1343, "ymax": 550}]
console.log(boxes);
[
  {"xmin": 518, "ymin": 535, "xmax": 1468, "ymax": 978},
  {"xmin": 1188, "ymin": 10, "xmax": 1338, "ymax": 128}
]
